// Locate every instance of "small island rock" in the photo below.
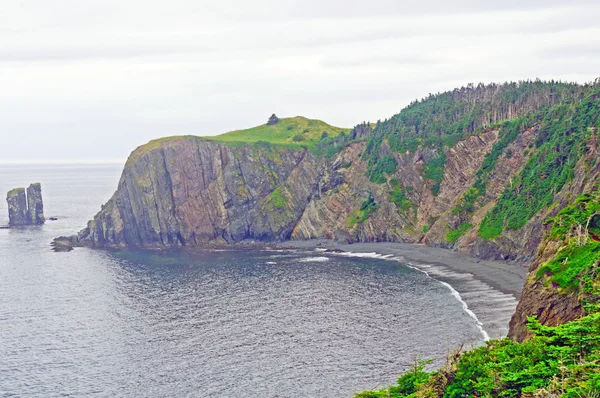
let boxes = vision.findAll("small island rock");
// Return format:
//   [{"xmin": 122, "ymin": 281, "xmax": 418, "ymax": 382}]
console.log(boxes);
[
  {"xmin": 7, "ymin": 188, "xmax": 28, "ymax": 226},
  {"xmin": 26, "ymin": 183, "xmax": 45, "ymax": 225},
  {"xmin": 6, "ymin": 183, "xmax": 45, "ymax": 226}
]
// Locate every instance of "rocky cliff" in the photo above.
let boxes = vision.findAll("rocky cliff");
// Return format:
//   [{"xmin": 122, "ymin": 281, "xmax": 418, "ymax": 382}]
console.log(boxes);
[
  {"xmin": 508, "ymin": 135, "xmax": 600, "ymax": 341},
  {"xmin": 65, "ymin": 124, "xmax": 548, "ymax": 255},
  {"xmin": 72, "ymin": 136, "xmax": 320, "ymax": 247},
  {"xmin": 59, "ymin": 81, "xmax": 600, "ymax": 341}
]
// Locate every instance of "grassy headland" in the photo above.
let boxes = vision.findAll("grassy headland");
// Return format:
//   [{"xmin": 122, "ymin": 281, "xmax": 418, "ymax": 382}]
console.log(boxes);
[{"xmin": 203, "ymin": 116, "xmax": 347, "ymax": 148}]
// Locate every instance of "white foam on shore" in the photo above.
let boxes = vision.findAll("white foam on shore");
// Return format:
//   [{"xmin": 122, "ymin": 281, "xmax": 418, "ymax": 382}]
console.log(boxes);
[
  {"xmin": 335, "ymin": 251, "xmax": 384, "ymax": 258},
  {"xmin": 299, "ymin": 256, "xmax": 330, "ymax": 263},
  {"xmin": 332, "ymin": 250, "xmax": 492, "ymax": 341},
  {"xmin": 441, "ymin": 282, "xmax": 490, "ymax": 341}
]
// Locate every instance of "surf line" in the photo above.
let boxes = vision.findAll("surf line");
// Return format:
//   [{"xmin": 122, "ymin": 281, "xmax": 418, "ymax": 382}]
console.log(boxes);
[{"xmin": 333, "ymin": 250, "xmax": 491, "ymax": 342}]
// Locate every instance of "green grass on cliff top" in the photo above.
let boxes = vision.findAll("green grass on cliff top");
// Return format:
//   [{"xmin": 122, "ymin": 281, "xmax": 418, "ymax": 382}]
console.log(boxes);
[
  {"xmin": 203, "ymin": 116, "xmax": 347, "ymax": 147},
  {"xmin": 127, "ymin": 116, "xmax": 347, "ymax": 164}
]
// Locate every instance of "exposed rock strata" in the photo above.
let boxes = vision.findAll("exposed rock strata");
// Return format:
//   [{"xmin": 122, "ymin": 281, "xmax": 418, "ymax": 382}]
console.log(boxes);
[
  {"xmin": 73, "ymin": 137, "xmax": 319, "ymax": 246},
  {"xmin": 64, "ymin": 129, "xmax": 554, "ymax": 259}
]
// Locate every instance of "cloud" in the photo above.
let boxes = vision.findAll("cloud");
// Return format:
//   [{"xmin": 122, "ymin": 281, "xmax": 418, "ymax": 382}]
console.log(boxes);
[
  {"xmin": 537, "ymin": 37, "xmax": 600, "ymax": 60},
  {"xmin": 321, "ymin": 54, "xmax": 438, "ymax": 68},
  {"xmin": 0, "ymin": 0, "xmax": 599, "ymax": 161}
]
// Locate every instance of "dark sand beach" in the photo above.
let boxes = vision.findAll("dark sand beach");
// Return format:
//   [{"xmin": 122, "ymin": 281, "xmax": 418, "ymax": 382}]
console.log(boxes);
[{"xmin": 280, "ymin": 240, "xmax": 527, "ymax": 298}]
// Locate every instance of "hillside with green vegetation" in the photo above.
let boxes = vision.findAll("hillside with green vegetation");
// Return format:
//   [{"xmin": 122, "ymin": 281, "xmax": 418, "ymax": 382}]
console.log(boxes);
[
  {"xmin": 204, "ymin": 115, "xmax": 347, "ymax": 148},
  {"xmin": 478, "ymin": 92, "xmax": 600, "ymax": 238},
  {"xmin": 363, "ymin": 80, "xmax": 583, "ymax": 186},
  {"xmin": 355, "ymin": 312, "xmax": 600, "ymax": 397}
]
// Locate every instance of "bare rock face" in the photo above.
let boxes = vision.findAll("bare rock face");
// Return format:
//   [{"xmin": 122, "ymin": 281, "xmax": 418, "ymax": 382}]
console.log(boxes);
[
  {"xmin": 6, "ymin": 183, "xmax": 45, "ymax": 226},
  {"xmin": 7, "ymin": 188, "xmax": 28, "ymax": 226},
  {"xmin": 72, "ymin": 137, "xmax": 319, "ymax": 247}
]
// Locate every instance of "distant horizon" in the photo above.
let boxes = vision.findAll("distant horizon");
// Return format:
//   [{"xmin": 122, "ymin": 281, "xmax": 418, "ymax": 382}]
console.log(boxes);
[{"xmin": 0, "ymin": 158, "xmax": 127, "ymax": 165}]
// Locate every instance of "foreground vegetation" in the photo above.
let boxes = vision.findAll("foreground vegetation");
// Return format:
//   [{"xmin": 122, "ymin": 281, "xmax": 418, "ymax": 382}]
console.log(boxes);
[
  {"xmin": 356, "ymin": 188, "xmax": 600, "ymax": 397},
  {"xmin": 355, "ymin": 313, "xmax": 600, "ymax": 397}
]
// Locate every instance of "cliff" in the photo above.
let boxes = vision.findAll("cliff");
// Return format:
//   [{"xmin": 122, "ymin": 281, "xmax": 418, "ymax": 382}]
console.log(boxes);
[
  {"xmin": 58, "ymin": 81, "xmax": 600, "ymax": 340},
  {"xmin": 65, "ymin": 127, "xmax": 528, "ymax": 251},
  {"xmin": 74, "ymin": 136, "xmax": 320, "ymax": 246}
]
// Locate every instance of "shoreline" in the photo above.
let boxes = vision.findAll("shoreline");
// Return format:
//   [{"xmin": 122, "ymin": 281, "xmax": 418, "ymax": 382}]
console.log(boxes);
[
  {"xmin": 279, "ymin": 239, "xmax": 528, "ymax": 340},
  {"xmin": 279, "ymin": 240, "xmax": 527, "ymax": 298}
]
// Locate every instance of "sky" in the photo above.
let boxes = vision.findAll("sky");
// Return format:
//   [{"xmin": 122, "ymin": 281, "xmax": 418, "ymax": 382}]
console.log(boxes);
[{"xmin": 0, "ymin": 0, "xmax": 599, "ymax": 163}]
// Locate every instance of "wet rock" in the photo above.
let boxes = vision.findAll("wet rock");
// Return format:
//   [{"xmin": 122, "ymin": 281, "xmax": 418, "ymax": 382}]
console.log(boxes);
[{"xmin": 51, "ymin": 235, "xmax": 80, "ymax": 252}]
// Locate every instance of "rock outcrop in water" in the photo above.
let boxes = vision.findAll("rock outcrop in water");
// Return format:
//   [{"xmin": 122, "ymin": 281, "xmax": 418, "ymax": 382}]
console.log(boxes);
[
  {"xmin": 6, "ymin": 183, "xmax": 45, "ymax": 226},
  {"xmin": 7, "ymin": 188, "xmax": 28, "ymax": 226},
  {"xmin": 26, "ymin": 183, "xmax": 45, "ymax": 225}
]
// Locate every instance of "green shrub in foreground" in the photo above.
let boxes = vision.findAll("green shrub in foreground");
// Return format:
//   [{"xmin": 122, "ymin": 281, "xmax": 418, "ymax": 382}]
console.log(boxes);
[{"xmin": 354, "ymin": 313, "xmax": 600, "ymax": 397}]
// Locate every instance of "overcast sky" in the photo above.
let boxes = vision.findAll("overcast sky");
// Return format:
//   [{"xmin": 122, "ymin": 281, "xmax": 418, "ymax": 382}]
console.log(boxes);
[{"xmin": 1, "ymin": 0, "xmax": 599, "ymax": 163}]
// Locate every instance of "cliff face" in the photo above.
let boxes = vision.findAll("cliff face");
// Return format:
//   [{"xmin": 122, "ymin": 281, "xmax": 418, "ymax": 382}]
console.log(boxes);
[
  {"xmin": 76, "ymin": 137, "xmax": 320, "ymax": 246},
  {"xmin": 72, "ymin": 125, "xmax": 548, "ymax": 260},
  {"xmin": 27, "ymin": 183, "xmax": 45, "ymax": 225},
  {"xmin": 508, "ymin": 137, "xmax": 600, "ymax": 341}
]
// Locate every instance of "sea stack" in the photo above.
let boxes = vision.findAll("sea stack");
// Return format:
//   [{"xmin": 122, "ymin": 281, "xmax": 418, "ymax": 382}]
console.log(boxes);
[
  {"xmin": 27, "ymin": 183, "xmax": 45, "ymax": 225},
  {"xmin": 6, "ymin": 188, "xmax": 29, "ymax": 226},
  {"xmin": 6, "ymin": 183, "xmax": 45, "ymax": 226}
]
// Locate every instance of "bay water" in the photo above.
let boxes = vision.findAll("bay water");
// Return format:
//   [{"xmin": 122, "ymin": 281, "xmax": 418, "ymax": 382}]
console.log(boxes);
[{"xmin": 0, "ymin": 164, "xmax": 485, "ymax": 397}]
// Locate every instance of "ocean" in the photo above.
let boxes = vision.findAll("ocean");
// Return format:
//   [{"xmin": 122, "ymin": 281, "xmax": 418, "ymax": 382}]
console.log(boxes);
[{"xmin": 0, "ymin": 164, "xmax": 492, "ymax": 397}]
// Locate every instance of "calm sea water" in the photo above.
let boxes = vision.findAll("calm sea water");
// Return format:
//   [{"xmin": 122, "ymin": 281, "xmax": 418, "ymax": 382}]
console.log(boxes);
[{"xmin": 0, "ymin": 164, "xmax": 484, "ymax": 397}]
